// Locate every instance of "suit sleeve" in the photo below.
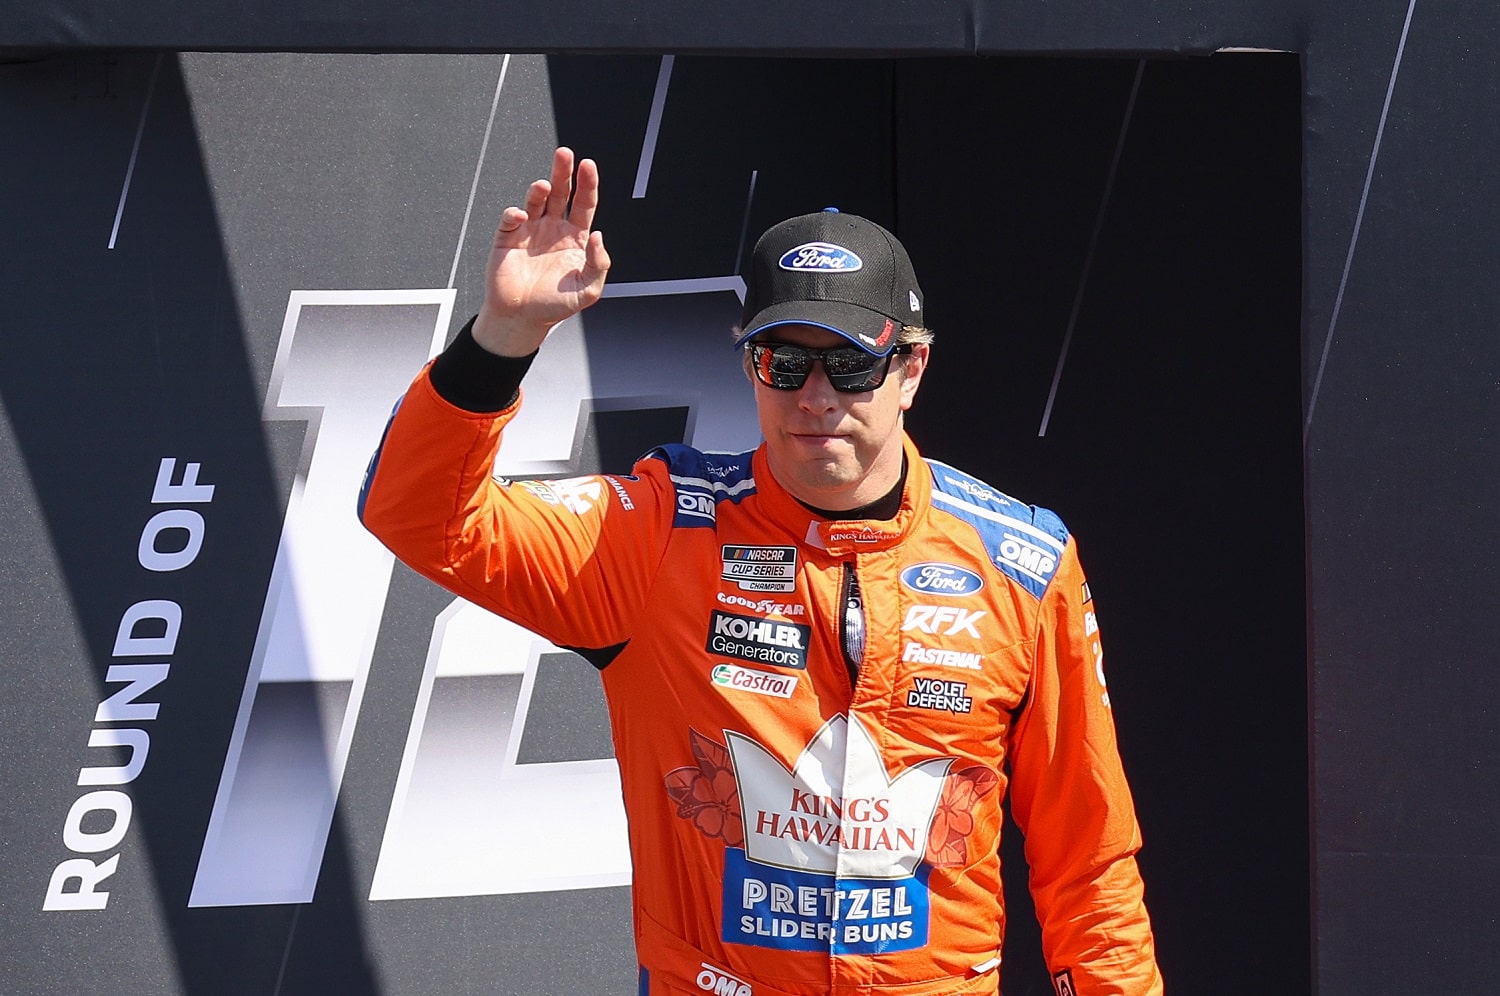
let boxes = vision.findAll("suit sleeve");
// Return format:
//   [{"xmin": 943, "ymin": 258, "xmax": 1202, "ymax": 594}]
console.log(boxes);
[
  {"xmin": 357, "ymin": 364, "xmax": 672, "ymax": 653},
  {"xmin": 1006, "ymin": 538, "xmax": 1163, "ymax": 995}
]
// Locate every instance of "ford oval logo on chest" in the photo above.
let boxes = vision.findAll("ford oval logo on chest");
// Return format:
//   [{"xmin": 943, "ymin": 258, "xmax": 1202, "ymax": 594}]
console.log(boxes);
[
  {"xmin": 900, "ymin": 562, "xmax": 985, "ymax": 597},
  {"xmin": 778, "ymin": 242, "xmax": 863, "ymax": 272}
]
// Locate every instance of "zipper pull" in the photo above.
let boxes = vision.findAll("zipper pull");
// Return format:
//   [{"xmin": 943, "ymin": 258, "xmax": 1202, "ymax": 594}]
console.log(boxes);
[{"xmin": 841, "ymin": 563, "xmax": 865, "ymax": 686}]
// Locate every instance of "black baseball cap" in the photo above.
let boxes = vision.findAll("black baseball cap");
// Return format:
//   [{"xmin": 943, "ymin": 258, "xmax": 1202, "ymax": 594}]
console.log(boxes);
[{"xmin": 735, "ymin": 209, "xmax": 924, "ymax": 357}]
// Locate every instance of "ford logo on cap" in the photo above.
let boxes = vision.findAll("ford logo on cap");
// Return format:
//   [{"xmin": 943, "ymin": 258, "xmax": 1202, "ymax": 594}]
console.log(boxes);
[
  {"xmin": 900, "ymin": 562, "xmax": 985, "ymax": 597},
  {"xmin": 779, "ymin": 242, "xmax": 862, "ymax": 272}
]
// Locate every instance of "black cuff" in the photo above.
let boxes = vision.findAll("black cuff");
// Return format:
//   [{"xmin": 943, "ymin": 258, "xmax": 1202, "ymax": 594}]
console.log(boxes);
[{"xmin": 428, "ymin": 315, "xmax": 538, "ymax": 413}]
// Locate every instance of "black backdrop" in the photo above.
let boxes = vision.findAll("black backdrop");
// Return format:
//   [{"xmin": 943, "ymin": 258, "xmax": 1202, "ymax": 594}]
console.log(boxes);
[{"xmin": 3, "ymin": 1, "xmax": 1498, "ymax": 992}]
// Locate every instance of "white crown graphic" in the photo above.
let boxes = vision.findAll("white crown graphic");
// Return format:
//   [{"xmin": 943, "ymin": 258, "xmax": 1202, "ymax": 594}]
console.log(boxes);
[{"xmin": 726, "ymin": 714, "xmax": 952, "ymax": 879}]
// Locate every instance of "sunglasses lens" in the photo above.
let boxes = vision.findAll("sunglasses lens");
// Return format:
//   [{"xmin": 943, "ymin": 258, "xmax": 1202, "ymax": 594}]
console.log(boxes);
[
  {"xmin": 751, "ymin": 342, "xmax": 906, "ymax": 392},
  {"xmin": 754, "ymin": 344, "xmax": 814, "ymax": 389},
  {"xmin": 821, "ymin": 348, "xmax": 884, "ymax": 390}
]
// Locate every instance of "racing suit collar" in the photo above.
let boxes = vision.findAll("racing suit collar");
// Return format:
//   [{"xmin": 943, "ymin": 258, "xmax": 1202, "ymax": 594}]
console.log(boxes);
[{"xmin": 753, "ymin": 433, "xmax": 931, "ymax": 557}]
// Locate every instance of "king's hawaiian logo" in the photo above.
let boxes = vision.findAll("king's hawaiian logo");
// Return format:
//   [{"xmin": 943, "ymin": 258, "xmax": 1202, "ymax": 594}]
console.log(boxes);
[
  {"xmin": 664, "ymin": 716, "xmax": 1000, "ymax": 954},
  {"xmin": 727, "ymin": 715, "xmax": 949, "ymax": 879}
]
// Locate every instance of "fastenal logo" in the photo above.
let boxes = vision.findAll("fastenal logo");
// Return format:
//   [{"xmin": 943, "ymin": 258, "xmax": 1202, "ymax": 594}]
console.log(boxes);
[
  {"xmin": 721, "ymin": 544, "xmax": 797, "ymax": 593},
  {"xmin": 778, "ymin": 242, "xmax": 861, "ymax": 272},
  {"xmin": 712, "ymin": 664, "xmax": 797, "ymax": 699},
  {"xmin": 697, "ymin": 962, "xmax": 752, "ymax": 996},
  {"xmin": 899, "ymin": 562, "xmax": 983, "ymax": 597},
  {"xmin": 901, "ymin": 641, "xmax": 981, "ymax": 671}
]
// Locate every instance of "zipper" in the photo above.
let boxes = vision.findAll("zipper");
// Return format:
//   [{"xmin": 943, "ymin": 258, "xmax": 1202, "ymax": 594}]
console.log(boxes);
[{"xmin": 840, "ymin": 561, "xmax": 865, "ymax": 689}]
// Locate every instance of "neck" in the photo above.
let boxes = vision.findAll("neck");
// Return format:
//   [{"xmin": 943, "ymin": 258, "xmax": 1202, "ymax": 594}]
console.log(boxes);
[{"xmin": 799, "ymin": 458, "xmax": 907, "ymax": 521}]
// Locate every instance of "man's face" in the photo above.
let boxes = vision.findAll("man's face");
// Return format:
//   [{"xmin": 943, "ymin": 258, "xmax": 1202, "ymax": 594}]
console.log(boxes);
[{"xmin": 747, "ymin": 324, "xmax": 927, "ymax": 511}]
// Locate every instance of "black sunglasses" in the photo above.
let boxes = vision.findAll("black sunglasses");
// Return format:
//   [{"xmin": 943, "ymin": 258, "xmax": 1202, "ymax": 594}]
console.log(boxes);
[{"xmin": 749, "ymin": 342, "xmax": 913, "ymax": 393}]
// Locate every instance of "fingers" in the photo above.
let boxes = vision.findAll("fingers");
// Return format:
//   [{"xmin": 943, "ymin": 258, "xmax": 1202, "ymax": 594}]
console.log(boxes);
[
  {"xmin": 497, "ymin": 205, "xmax": 529, "ymax": 234},
  {"xmin": 499, "ymin": 147, "xmax": 599, "ymax": 238},
  {"xmin": 570, "ymin": 157, "xmax": 600, "ymax": 229},
  {"xmin": 545, "ymin": 146, "xmax": 575, "ymax": 219},
  {"xmin": 583, "ymin": 229, "xmax": 611, "ymax": 283},
  {"xmin": 522, "ymin": 178, "xmax": 550, "ymax": 221}
]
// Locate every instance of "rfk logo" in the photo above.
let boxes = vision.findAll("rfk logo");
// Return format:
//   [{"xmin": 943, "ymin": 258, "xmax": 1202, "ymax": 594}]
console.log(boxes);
[{"xmin": 193, "ymin": 280, "xmax": 756, "ymax": 906}]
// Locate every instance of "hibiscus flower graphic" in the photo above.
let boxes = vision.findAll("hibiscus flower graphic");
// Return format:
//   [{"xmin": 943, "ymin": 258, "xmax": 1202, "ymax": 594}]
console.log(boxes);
[
  {"xmin": 924, "ymin": 765, "xmax": 999, "ymax": 867},
  {"xmin": 664, "ymin": 729, "xmax": 745, "ymax": 847}
]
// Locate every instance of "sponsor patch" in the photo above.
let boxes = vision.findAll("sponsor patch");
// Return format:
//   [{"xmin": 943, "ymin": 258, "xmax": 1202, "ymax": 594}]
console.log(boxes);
[
  {"xmin": 696, "ymin": 963, "xmax": 752, "ymax": 996},
  {"xmin": 899, "ymin": 562, "xmax": 984, "ymax": 597},
  {"xmin": 778, "ymin": 241, "xmax": 862, "ymax": 272},
  {"xmin": 863, "ymin": 319, "xmax": 895, "ymax": 350},
  {"xmin": 603, "ymin": 475, "xmax": 635, "ymax": 511},
  {"xmin": 901, "ymin": 606, "xmax": 985, "ymax": 638},
  {"xmin": 1081, "ymin": 580, "xmax": 1092, "ymax": 604},
  {"xmin": 997, "ymin": 534, "xmax": 1058, "ymax": 581},
  {"xmin": 940, "ymin": 474, "xmax": 1004, "ymax": 506},
  {"xmin": 901, "ymin": 641, "xmax": 981, "ymax": 671},
  {"xmin": 676, "ymin": 489, "xmax": 717, "ymax": 523},
  {"xmin": 905, "ymin": 677, "xmax": 972, "ymax": 714},
  {"xmin": 1052, "ymin": 970, "xmax": 1078, "ymax": 996},
  {"xmin": 712, "ymin": 663, "xmax": 797, "ymax": 699},
  {"xmin": 707, "ymin": 610, "xmax": 810, "ymax": 670},
  {"xmin": 721, "ymin": 545, "xmax": 797, "ymax": 593},
  {"xmin": 827, "ymin": 525, "xmax": 886, "ymax": 544},
  {"xmin": 716, "ymin": 592, "xmax": 806, "ymax": 617},
  {"xmin": 517, "ymin": 476, "xmax": 603, "ymax": 514}
]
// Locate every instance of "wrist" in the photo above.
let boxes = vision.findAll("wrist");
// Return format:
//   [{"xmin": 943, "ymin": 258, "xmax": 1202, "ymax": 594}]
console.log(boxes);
[{"xmin": 472, "ymin": 307, "xmax": 554, "ymax": 358}]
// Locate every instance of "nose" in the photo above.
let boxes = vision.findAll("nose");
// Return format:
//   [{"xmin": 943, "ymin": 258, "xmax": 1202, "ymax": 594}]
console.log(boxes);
[{"xmin": 796, "ymin": 361, "xmax": 840, "ymax": 413}]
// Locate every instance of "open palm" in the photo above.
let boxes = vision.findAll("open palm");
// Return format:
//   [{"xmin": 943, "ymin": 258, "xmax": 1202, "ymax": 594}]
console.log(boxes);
[{"xmin": 475, "ymin": 147, "xmax": 611, "ymax": 355}]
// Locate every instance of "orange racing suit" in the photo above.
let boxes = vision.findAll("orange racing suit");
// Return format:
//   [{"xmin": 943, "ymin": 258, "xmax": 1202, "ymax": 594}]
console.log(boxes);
[{"xmin": 359, "ymin": 362, "xmax": 1161, "ymax": 996}]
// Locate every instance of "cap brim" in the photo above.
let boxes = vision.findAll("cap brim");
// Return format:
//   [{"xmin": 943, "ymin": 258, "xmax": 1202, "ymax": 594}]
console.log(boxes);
[{"xmin": 734, "ymin": 300, "xmax": 901, "ymax": 355}]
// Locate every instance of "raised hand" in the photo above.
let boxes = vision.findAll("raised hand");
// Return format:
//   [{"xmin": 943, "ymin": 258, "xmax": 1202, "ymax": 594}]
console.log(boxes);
[{"xmin": 472, "ymin": 147, "xmax": 611, "ymax": 357}]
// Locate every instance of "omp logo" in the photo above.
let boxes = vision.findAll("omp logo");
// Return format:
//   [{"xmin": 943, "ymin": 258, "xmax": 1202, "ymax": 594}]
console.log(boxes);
[
  {"xmin": 697, "ymin": 962, "xmax": 752, "ymax": 996},
  {"xmin": 998, "ymin": 535, "xmax": 1057, "ymax": 579},
  {"xmin": 899, "ymin": 563, "xmax": 984, "ymax": 597},
  {"xmin": 778, "ymin": 242, "xmax": 861, "ymax": 272},
  {"xmin": 900, "ymin": 606, "xmax": 985, "ymax": 638},
  {"xmin": 678, "ymin": 491, "xmax": 716, "ymax": 521},
  {"xmin": 194, "ymin": 277, "xmax": 758, "ymax": 907}
]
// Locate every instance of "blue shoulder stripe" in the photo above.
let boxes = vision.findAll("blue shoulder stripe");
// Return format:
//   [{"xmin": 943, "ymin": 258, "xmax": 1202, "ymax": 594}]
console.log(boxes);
[
  {"xmin": 645, "ymin": 444, "xmax": 757, "ymax": 528},
  {"xmin": 926, "ymin": 459, "xmax": 1069, "ymax": 600}
]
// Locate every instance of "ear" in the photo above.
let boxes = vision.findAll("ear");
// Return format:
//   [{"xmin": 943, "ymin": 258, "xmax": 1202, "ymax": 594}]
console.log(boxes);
[{"xmin": 896, "ymin": 343, "xmax": 929, "ymax": 412}]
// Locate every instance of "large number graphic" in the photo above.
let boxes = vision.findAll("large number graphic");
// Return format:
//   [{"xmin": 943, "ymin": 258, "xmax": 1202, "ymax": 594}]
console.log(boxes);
[{"xmin": 193, "ymin": 279, "xmax": 755, "ymax": 906}]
